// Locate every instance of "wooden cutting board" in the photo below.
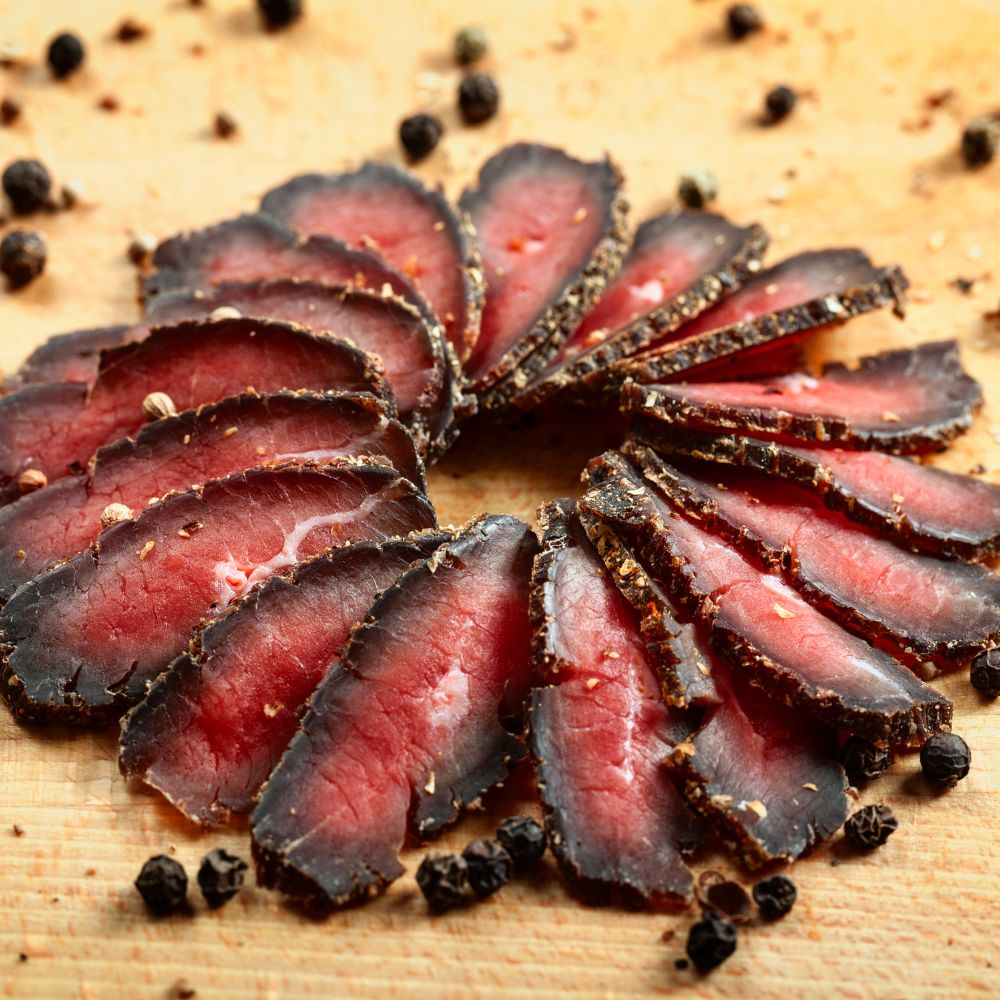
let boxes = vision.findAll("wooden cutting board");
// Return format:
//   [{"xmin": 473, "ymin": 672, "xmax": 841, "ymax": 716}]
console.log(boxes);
[{"xmin": 1, "ymin": 2, "xmax": 998, "ymax": 997}]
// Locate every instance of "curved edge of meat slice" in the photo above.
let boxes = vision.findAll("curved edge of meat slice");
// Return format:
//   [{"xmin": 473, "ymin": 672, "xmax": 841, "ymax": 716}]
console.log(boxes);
[{"xmin": 7, "ymin": 325, "xmax": 131, "ymax": 389}]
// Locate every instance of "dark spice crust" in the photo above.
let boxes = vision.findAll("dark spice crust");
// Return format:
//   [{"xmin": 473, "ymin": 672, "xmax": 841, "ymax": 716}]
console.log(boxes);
[
  {"xmin": 510, "ymin": 216, "xmax": 770, "ymax": 411},
  {"xmin": 622, "ymin": 339, "xmax": 981, "ymax": 455},
  {"xmin": 460, "ymin": 144, "xmax": 630, "ymax": 407},
  {"xmin": 7, "ymin": 324, "xmax": 130, "ymax": 389},
  {"xmin": 577, "ymin": 452, "xmax": 952, "ymax": 746},
  {"xmin": 633, "ymin": 423, "xmax": 1000, "ymax": 563},
  {"xmin": 603, "ymin": 258, "xmax": 910, "ymax": 392}
]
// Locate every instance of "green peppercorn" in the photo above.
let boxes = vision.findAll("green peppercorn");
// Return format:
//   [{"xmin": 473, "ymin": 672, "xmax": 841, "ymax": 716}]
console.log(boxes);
[
  {"xmin": 678, "ymin": 167, "xmax": 718, "ymax": 209},
  {"xmin": 454, "ymin": 26, "xmax": 489, "ymax": 66}
]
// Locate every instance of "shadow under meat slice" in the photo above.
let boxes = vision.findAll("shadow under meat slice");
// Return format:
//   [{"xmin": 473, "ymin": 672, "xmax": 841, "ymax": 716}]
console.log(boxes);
[
  {"xmin": 251, "ymin": 514, "xmax": 538, "ymax": 910},
  {"xmin": 120, "ymin": 531, "xmax": 451, "ymax": 825},
  {"xmin": 0, "ymin": 462, "xmax": 436, "ymax": 723}
]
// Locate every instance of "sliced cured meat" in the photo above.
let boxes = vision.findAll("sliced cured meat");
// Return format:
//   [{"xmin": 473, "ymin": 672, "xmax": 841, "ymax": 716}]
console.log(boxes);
[
  {"xmin": 120, "ymin": 531, "xmax": 450, "ymax": 824},
  {"xmin": 9, "ymin": 325, "xmax": 129, "ymax": 387},
  {"xmin": 623, "ymin": 341, "xmax": 981, "ymax": 454},
  {"xmin": 633, "ymin": 425, "xmax": 1000, "ymax": 561},
  {"xmin": 459, "ymin": 143, "xmax": 628, "ymax": 401},
  {"xmin": 0, "ymin": 463, "xmax": 436, "ymax": 722},
  {"xmin": 604, "ymin": 249, "xmax": 908, "ymax": 389},
  {"xmin": 665, "ymin": 654, "xmax": 849, "ymax": 868},
  {"xmin": 261, "ymin": 163, "xmax": 484, "ymax": 363},
  {"xmin": 251, "ymin": 515, "xmax": 537, "ymax": 909},
  {"xmin": 628, "ymin": 446, "xmax": 1000, "ymax": 661},
  {"xmin": 0, "ymin": 392, "xmax": 422, "ymax": 601},
  {"xmin": 578, "ymin": 453, "xmax": 951, "ymax": 745},
  {"xmin": 0, "ymin": 317, "xmax": 387, "ymax": 492},
  {"xmin": 513, "ymin": 212, "xmax": 769, "ymax": 409},
  {"xmin": 528, "ymin": 500, "xmax": 701, "ymax": 906}
]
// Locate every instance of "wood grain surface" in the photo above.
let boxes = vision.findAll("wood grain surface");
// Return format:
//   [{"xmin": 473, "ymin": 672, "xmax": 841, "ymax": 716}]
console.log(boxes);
[{"xmin": 1, "ymin": 2, "xmax": 998, "ymax": 997}]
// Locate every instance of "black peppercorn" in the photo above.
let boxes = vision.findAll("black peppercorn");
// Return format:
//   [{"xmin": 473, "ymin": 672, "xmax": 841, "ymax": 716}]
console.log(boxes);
[
  {"xmin": 919, "ymin": 732, "xmax": 971, "ymax": 787},
  {"xmin": 1, "ymin": 96, "xmax": 22, "ymax": 126},
  {"xmin": 454, "ymin": 26, "xmax": 489, "ymax": 66},
  {"xmin": 844, "ymin": 804, "xmax": 898, "ymax": 850},
  {"xmin": 496, "ymin": 816, "xmax": 547, "ymax": 868},
  {"xmin": 47, "ymin": 33, "xmax": 86, "ymax": 79},
  {"xmin": 727, "ymin": 4, "xmax": 764, "ymax": 41},
  {"xmin": 764, "ymin": 84, "xmax": 797, "ymax": 123},
  {"xmin": 685, "ymin": 910, "xmax": 737, "ymax": 972},
  {"xmin": 257, "ymin": 0, "xmax": 303, "ymax": 30},
  {"xmin": 3, "ymin": 159, "xmax": 52, "ymax": 215},
  {"xmin": 971, "ymin": 647, "xmax": 1000, "ymax": 698},
  {"xmin": 398, "ymin": 114, "xmax": 444, "ymax": 162},
  {"xmin": 677, "ymin": 167, "xmax": 718, "ymax": 209},
  {"xmin": 1, "ymin": 231, "xmax": 47, "ymax": 287},
  {"xmin": 197, "ymin": 848, "xmax": 248, "ymax": 908},
  {"xmin": 462, "ymin": 838, "xmax": 513, "ymax": 898},
  {"xmin": 415, "ymin": 853, "xmax": 468, "ymax": 911},
  {"xmin": 752, "ymin": 874, "xmax": 797, "ymax": 920},
  {"xmin": 961, "ymin": 116, "xmax": 998, "ymax": 168},
  {"xmin": 134, "ymin": 855, "xmax": 188, "ymax": 914},
  {"xmin": 458, "ymin": 73, "xmax": 500, "ymax": 125},
  {"xmin": 839, "ymin": 736, "xmax": 891, "ymax": 785}
]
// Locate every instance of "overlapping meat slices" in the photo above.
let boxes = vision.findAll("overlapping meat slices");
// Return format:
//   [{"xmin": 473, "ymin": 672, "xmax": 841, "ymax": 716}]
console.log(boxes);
[
  {"xmin": 628, "ymin": 445, "xmax": 1000, "ymax": 661},
  {"xmin": 251, "ymin": 515, "xmax": 537, "ymax": 909},
  {"xmin": 529, "ymin": 500, "xmax": 701, "ymax": 906},
  {"xmin": 120, "ymin": 531, "xmax": 450, "ymax": 824},
  {"xmin": 0, "ymin": 392, "xmax": 421, "ymax": 600},
  {"xmin": 261, "ymin": 162, "xmax": 483, "ymax": 363},
  {"xmin": 0, "ymin": 317, "xmax": 386, "ymax": 493},
  {"xmin": 9, "ymin": 325, "xmax": 130, "ymax": 388},
  {"xmin": 0, "ymin": 462, "xmax": 435, "ymax": 722},
  {"xmin": 624, "ymin": 341, "xmax": 981, "ymax": 454},
  {"xmin": 459, "ymin": 143, "xmax": 628, "ymax": 403},
  {"xmin": 634, "ymin": 425, "xmax": 1000, "ymax": 561},
  {"xmin": 579, "ymin": 453, "xmax": 951, "ymax": 745}
]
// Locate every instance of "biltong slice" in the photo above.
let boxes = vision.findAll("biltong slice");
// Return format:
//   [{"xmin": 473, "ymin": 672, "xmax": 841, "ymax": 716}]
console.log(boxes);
[
  {"xmin": 120, "ymin": 531, "xmax": 451, "ymax": 824},
  {"xmin": 0, "ymin": 462, "xmax": 436, "ymax": 722},
  {"xmin": 578, "ymin": 453, "xmax": 951, "ymax": 746},
  {"xmin": 0, "ymin": 316, "xmax": 388, "ymax": 493},
  {"xmin": 261, "ymin": 162, "xmax": 484, "ymax": 364},
  {"xmin": 633, "ymin": 425, "xmax": 1000, "ymax": 561},
  {"xmin": 251, "ymin": 515, "xmax": 538, "ymax": 909},
  {"xmin": 0, "ymin": 391, "xmax": 422, "ymax": 601},
  {"xmin": 622, "ymin": 341, "xmax": 981, "ymax": 454},
  {"xmin": 8, "ymin": 325, "xmax": 130, "ymax": 388},
  {"xmin": 604, "ymin": 249, "xmax": 909, "ymax": 390},
  {"xmin": 529, "ymin": 500, "xmax": 701, "ymax": 906},
  {"xmin": 628, "ymin": 445, "xmax": 1000, "ymax": 661},
  {"xmin": 458, "ymin": 144, "xmax": 629, "ymax": 402},
  {"xmin": 512, "ymin": 211, "xmax": 769, "ymax": 409}
]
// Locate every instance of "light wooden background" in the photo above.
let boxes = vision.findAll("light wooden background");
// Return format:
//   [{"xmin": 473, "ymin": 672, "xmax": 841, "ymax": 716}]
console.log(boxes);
[{"xmin": 0, "ymin": 2, "xmax": 998, "ymax": 997}]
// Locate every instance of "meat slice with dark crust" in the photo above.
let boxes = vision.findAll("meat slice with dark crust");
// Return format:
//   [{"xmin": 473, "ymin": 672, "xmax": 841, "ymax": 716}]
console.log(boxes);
[
  {"xmin": 622, "ymin": 341, "xmax": 981, "ymax": 454},
  {"xmin": 628, "ymin": 445, "xmax": 1000, "ymax": 661},
  {"xmin": 528, "ymin": 500, "xmax": 701, "ymax": 906},
  {"xmin": 0, "ymin": 462, "xmax": 436, "ymax": 722},
  {"xmin": 261, "ymin": 163, "xmax": 484, "ymax": 364},
  {"xmin": 633, "ymin": 425, "xmax": 1000, "ymax": 561},
  {"xmin": 513, "ymin": 212, "xmax": 769, "ymax": 409},
  {"xmin": 459, "ymin": 144, "xmax": 629, "ymax": 402},
  {"xmin": 9, "ymin": 325, "xmax": 130, "ymax": 387},
  {"xmin": 120, "ymin": 531, "xmax": 451, "ymax": 825},
  {"xmin": 0, "ymin": 392, "xmax": 422, "ymax": 600},
  {"xmin": 602, "ymin": 249, "xmax": 908, "ymax": 390},
  {"xmin": 578, "ymin": 453, "xmax": 951, "ymax": 745},
  {"xmin": 251, "ymin": 514, "xmax": 537, "ymax": 910},
  {"xmin": 0, "ymin": 317, "xmax": 387, "ymax": 493}
]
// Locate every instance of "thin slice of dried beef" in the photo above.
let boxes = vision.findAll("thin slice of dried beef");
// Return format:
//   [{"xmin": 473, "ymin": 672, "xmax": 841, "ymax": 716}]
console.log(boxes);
[
  {"xmin": 0, "ymin": 462, "xmax": 435, "ymax": 722},
  {"xmin": 8, "ymin": 325, "xmax": 130, "ymax": 388},
  {"xmin": 603, "ymin": 249, "xmax": 908, "ymax": 390},
  {"xmin": 251, "ymin": 514, "xmax": 537, "ymax": 909},
  {"xmin": 512, "ymin": 211, "xmax": 769, "ymax": 409},
  {"xmin": 529, "ymin": 500, "xmax": 701, "ymax": 906},
  {"xmin": 628, "ymin": 445, "xmax": 1000, "ymax": 661},
  {"xmin": 578, "ymin": 453, "xmax": 951, "ymax": 745},
  {"xmin": 0, "ymin": 391, "xmax": 421, "ymax": 601},
  {"xmin": 120, "ymin": 531, "xmax": 450, "ymax": 824},
  {"xmin": 0, "ymin": 317, "xmax": 387, "ymax": 493},
  {"xmin": 261, "ymin": 163, "xmax": 484, "ymax": 364},
  {"xmin": 622, "ymin": 341, "xmax": 981, "ymax": 454},
  {"xmin": 633, "ymin": 425, "xmax": 1000, "ymax": 561},
  {"xmin": 458, "ymin": 144, "xmax": 628, "ymax": 403}
]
